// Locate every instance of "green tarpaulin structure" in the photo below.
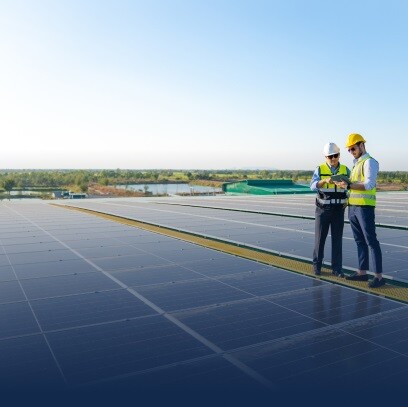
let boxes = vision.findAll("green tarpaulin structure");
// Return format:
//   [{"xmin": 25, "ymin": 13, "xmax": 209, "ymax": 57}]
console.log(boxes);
[{"xmin": 222, "ymin": 179, "xmax": 313, "ymax": 195}]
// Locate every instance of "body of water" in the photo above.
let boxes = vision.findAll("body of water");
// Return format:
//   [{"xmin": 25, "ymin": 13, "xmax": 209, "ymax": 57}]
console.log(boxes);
[
  {"xmin": 10, "ymin": 190, "xmax": 42, "ymax": 196},
  {"xmin": 118, "ymin": 183, "xmax": 222, "ymax": 195}
]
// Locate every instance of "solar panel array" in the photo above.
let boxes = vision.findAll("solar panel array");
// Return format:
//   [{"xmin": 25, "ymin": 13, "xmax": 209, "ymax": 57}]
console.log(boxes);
[
  {"xmin": 155, "ymin": 192, "xmax": 408, "ymax": 227},
  {"xmin": 61, "ymin": 193, "xmax": 408, "ymax": 282},
  {"xmin": 1, "ymin": 199, "xmax": 408, "ymax": 394}
]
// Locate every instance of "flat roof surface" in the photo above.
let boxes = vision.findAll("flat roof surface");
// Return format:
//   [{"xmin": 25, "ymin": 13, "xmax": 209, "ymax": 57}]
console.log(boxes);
[{"xmin": 1, "ymin": 198, "xmax": 408, "ymax": 395}]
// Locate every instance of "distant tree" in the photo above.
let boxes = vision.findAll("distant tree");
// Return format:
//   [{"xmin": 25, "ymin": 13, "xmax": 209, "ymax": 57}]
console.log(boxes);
[
  {"xmin": 79, "ymin": 183, "xmax": 88, "ymax": 193},
  {"xmin": 3, "ymin": 178, "xmax": 16, "ymax": 196}
]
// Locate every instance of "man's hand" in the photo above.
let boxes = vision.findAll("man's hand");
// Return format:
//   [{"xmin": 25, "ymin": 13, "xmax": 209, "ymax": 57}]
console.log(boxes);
[{"xmin": 334, "ymin": 180, "xmax": 349, "ymax": 189}]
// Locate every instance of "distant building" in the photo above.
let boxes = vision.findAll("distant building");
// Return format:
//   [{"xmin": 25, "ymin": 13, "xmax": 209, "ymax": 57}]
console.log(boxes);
[
  {"xmin": 53, "ymin": 190, "xmax": 87, "ymax": 199},
  {"xmin": 53, "ymin": 190, "xmax": 70, "ymax": 199},
  {"xmin": 69, "ymin": 192, "xmax": 87, "ymax": 199}
]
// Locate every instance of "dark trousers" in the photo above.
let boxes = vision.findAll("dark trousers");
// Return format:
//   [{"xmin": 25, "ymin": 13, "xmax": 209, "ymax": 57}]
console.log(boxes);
[
  {"xmin": 348, "ymin": 205, "xmax": 383, "ymax": 274},
  {"xmin": 313, "ymin": 205, "xmax": 345, "ymax": 273}
]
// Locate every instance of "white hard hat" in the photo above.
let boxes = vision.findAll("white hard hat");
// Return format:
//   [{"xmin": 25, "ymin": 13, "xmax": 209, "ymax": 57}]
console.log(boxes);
[{"xmin": 323, "ymin": 142, "xmax": 340, "ymax": 156}]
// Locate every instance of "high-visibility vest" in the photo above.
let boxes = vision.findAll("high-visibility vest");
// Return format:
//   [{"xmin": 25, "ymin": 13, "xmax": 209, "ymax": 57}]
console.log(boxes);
[
  {"xmin": 348, "ymin": 155, "xmax": 377, "ymax": 206},
  {"xmin": 316, "ymin": 163, "xmax": 348, "ymax": 207}
]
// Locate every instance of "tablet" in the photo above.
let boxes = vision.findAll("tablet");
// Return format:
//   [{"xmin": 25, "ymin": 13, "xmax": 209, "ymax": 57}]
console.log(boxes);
[{"xmin": 331, "ymin": 174, "xmax": 350, "ymax": 184}]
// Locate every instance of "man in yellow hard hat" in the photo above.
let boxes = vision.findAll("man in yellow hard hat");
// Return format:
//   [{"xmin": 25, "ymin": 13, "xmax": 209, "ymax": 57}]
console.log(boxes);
[
  {"xmin": 310, "ymin": 142, "xmax": 350, "ymax": 277},
  {"xmin": 335, "ymin": 133, "xmax": 384, "ymax": 288}
]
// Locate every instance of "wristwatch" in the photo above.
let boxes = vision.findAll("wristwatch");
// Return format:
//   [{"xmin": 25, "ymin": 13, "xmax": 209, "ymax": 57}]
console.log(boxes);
[{"xmin": 347, "ymin": 182, "xmax": 351, "ymax": 190}]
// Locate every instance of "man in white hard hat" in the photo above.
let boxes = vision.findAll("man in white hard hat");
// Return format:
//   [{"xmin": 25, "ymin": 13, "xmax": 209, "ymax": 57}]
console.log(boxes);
[{"xmin": 310, "ymin": 142, "xmax": 351, "ymax": 277}]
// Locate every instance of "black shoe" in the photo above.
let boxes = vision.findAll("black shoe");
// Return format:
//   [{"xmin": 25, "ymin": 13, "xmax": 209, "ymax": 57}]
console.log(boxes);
[
  {"xmin": 332, "ymin": 271, "xmax": 344, "ymax": 278},
  {"xmin": 314, "ymin": 270, "xmax": 321, "ymax": 276},
  {"xmin": 345, "ymin": 272, "xmax": 368, "ymax": 281},
  {"xmin": 368, "ymin": 277, "xmax": 386, "ymax": 288}
]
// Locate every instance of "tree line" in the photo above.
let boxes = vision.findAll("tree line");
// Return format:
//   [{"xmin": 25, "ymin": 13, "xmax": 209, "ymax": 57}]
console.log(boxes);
[{"xmin": 1, "ymin": 169, "xmax": 407, "ymax": 194}]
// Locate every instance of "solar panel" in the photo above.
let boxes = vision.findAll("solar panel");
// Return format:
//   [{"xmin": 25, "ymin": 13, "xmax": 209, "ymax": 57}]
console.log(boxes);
[
  {"xmin": 45, "ymin": 316, "xmax": 212, "ymax": 386},
  {"xmin": 31, "ymin": 289, "xmax": 157, "ymax": 330}
]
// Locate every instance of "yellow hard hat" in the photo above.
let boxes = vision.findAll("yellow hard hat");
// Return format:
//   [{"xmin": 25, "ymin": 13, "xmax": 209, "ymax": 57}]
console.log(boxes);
[{"xmin": 345, "ymin": 133, "xmax": 366, "ymax": 148}]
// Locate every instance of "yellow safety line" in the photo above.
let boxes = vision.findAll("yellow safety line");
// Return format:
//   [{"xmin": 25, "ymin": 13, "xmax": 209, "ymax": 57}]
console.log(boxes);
[{"xmin": 55, "ymin": 204, "xmax": 408, "ymax": 304}]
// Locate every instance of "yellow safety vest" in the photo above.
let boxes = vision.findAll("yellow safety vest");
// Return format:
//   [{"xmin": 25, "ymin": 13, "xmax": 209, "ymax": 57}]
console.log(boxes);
[
  {"xmin": 348, "ymin": 155, "xmax": 377, "ymax": 206},
  {"xmin": 316, "ymin": 163, "xmax": 348, "ymax": 206}
]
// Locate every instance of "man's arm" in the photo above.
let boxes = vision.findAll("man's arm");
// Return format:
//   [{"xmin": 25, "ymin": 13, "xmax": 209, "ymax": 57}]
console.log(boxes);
[{"xmin": 335, "ymin": 159, "xmax": 378, "ymax": 191}]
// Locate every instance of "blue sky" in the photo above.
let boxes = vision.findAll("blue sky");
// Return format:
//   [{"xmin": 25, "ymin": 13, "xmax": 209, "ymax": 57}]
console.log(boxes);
[{"xmin": 1, "ymin": 0, "xmax": 407, "ymax": 170}]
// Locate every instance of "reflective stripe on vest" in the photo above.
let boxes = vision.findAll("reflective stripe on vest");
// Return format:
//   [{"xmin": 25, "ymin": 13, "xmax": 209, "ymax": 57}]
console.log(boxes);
[
  {"xmin": 317, "ymin": 198, "xmax": 348, "ymax": 205},
  {"xmin": 348, "ymin": 155, "xmax": 377, "ymax": 206}
]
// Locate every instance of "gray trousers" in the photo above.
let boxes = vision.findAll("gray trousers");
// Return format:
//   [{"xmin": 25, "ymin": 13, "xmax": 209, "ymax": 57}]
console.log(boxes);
[{"xmin": 313, "ymin": 205, "xmax": 345, "ymax": 273}]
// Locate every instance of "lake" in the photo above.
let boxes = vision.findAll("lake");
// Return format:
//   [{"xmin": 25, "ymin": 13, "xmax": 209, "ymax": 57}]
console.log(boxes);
[
  {"xmin": 117, "ymin": 183, "xmax": 222, "ymax": 195},
  {"xmin": 10, "ymin": 190, "xmax": 42, "ymax": 196}
]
